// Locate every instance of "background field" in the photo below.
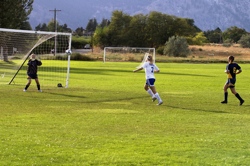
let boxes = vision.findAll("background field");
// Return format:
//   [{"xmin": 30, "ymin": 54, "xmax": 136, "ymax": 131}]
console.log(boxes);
[
  {"xmin": 86, "ymin": 44, "xmax": 250, "ymax": 63},
  {"xmin": 1, "ymin": 61, "xmax": 250, "ymax": 165}
]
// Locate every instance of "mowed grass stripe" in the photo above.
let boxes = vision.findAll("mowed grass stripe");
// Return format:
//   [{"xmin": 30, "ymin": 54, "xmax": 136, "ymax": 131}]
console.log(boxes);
[{"xmin": 0, "ymin": 61, "xmax": 250, "ymax": 165}]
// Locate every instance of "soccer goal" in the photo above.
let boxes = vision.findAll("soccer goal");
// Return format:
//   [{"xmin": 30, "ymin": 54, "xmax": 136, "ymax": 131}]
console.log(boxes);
[
  {"xmin": 103, "ymin": 47, "xmax": 155, "ymax": 67},
  {"xmin": 0, "ymin": 28, "xmax": 72, "ymax": 88}
]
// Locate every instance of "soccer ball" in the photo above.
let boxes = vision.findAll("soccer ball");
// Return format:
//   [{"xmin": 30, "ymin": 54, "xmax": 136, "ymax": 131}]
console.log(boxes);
[{"xmin": 65, "ymin": 49, "xmax": 72, "ymax": 55}]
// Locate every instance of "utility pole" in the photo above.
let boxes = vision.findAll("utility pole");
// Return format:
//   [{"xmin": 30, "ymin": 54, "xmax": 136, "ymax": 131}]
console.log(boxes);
[{"xmin": 49, "ymin": 8, "xmax": 61, "ymax": 55}]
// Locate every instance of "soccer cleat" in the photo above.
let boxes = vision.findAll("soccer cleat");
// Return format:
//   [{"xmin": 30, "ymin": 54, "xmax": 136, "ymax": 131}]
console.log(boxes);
[
  {"xmin": 23, "ymin": 89, "xmax": 27, "ymax": 92},
  {"xmin": 221, "ymin": 101, "xmax": 227, "ymax": 104},
  {"xmin": 152, "ymin": 97, "xmax": 157, "ymax": 102},
  {"xmin": 157, "ymin": 101, "xmax": 163, "ymax": 106},
  {"xmin": 38, "ymin": 90, "xmax": 42, "ymax": 92},
  {"xmin": 240, "ymin": 100, "xmax": 244, "ymax": 106}
]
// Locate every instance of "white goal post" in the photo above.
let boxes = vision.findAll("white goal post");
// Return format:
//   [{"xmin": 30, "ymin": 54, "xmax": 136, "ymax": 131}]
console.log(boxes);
[
  {"xmin": 0, "ymin": 28, "xmax": 72, "ymax": 88},
  {"xmin": 103, "ymin": 47, "xmax": 155, "ymax": 67}
]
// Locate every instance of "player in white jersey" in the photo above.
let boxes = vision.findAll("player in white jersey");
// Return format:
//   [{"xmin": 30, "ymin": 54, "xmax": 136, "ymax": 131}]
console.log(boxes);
[{"xmin": 133, "ymin": 55, "xmax": 163, "ymax": 105}]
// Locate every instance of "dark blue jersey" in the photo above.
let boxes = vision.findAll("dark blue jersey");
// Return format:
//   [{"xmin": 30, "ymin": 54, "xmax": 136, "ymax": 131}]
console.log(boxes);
[
  {"xmin": 226, "ymin": 63, "xmax": 241, "ymax": 79},
  {"xmin": 27, "ymin": 59, "xmax": 42, "ymax": 75}
]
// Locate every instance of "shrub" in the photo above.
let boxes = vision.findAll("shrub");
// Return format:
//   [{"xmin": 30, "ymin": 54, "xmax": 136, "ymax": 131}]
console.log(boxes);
[
  {"xmin": 70, "ymin": 53, "xmax": 94, "ymax": 61},
  {"xmin": 55, "ymin": 55, "xmax": 66, "ymax": 60},
  {"xmin": 238, "ymin": 34, "xmax": 250, "ymax": 48},
  {"xmin": 71, "ymin": 36, "xmax": 90, "ymax": 49},
  {"xmin": 192, "ymin": 32, "xmax": 208, "ymax": 45},
  {"xmin": 163, "ymin": 36, "xmax": 190, "ymax": 57},
  {"xmin": 222, "ymin": 39, "xmax": 233, "ymax": 47},
  {"xmin": 156, "ymin": 46, "xmax": 164, "ymax": 55}
]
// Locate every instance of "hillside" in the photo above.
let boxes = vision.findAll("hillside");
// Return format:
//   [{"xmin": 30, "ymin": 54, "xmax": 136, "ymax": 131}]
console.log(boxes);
[{"xmin": 30, "ymin": 0, "xmax": 250, "ymax": 31}]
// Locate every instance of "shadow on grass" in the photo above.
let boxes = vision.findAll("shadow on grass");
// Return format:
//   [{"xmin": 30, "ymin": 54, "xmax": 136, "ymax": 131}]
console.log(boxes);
[
  {"xmin": 45, "ymin": 91, "xmax": 87, "ymax": 99},
  {"xmin": 160, "ymin": 72, "xmax": 215, "ymax": 78},
  {"xmin": 10, "ymin": 65, "xmax": 215, "ymax": 78},
  {"xmin": 41, "ymin": 91, "xmax": 231, "ymax": 114},
  {"xmin": 32, "ymin": 66, "xmax": 133, "ymax": 76},
  {"xmin": 70, "ymin": 68, "xmax": 215, "ymax": 78},
  {"xmin": 45, "ymin": 90, "xmax": 146, "ymax": 104},
  {"xmin": 69, "ymin": 67, "xmax": 133, "ymax": 75},
  {"xmin": 166, "ymin": 104, "xmax": 228, "ymax": 114}
]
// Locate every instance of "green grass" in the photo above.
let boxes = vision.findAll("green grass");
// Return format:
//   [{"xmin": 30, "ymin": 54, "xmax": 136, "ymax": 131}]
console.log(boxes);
[{"xmin": 1, "ymin": 61, "xmax": 250, "ymax": 165}]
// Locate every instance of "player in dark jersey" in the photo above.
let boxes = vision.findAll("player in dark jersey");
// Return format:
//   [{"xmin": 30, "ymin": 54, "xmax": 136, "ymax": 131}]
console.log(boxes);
[
  {"xmin": 221, "ymin": 56, "xmax": 244, "ymax": 105},
  {"xmin": 23, "ymin": 54, "xmax": 42, "ymax": 92}
]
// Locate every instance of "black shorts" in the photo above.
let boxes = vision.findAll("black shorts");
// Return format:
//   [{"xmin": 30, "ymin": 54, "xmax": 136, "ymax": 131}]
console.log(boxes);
[
  {"xmin": 226, "ymin": 78, "xmax": 236, "ymax": 88},
  {"xmin": 28, "ymin": 74, "xmax": 38, "ymax": 79}
]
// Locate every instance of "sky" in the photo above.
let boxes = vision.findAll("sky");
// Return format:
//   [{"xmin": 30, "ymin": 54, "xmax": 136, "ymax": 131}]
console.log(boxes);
[
  {"xmin": 29, "ymin": 0, "xmax": 150, "ymax": 30},
  {"xmin": 29, "ymin": 0, "xmax": 93, "ymax": 30}
]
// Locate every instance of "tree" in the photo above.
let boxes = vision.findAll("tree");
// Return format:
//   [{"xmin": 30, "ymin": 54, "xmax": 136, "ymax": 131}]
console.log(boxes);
[
  {"xmin": 99, "ymin": 18, "xmax": 110, "ymax": 28},
  {"xmin": 187, "ymin": 32, "xmax": 208, "ymax": 45},
  {"xmin": 164, "ymin": 36, "xmax": 190, "ymax": 57},
  {"xmin": 238, "ymin": 34, "xmax": 250, "ymax": 48},
  {"xmin": 222, "ymin": 26, "xmax": 247, "ymax": 43},
  {"xmin": 20, "ymin": 21, "xmax": 32, "ymax": 30},
  {"xmin": 35, "ymin": 21, "xmax": 71, "ymax": 33},
  {"xmin": 126, "ymin": 14, "xmax": 148, "ymax": 47},
  {"xmin": 93, "ymin": 10, "xmax": 201, "ymax": 48},
  {"xmin": 145, "ymin": 12, "xmax": 175, "ymax": 47},
  {"xmin": 35, "ymin": 23, "xmax": 48, "ymax": 31},
  {"xmin": 204, "ymin": 27, "xmax": 222, "ymax": 43},
  {"xmin": 0, "ymin": 0, "xmax": 33, "ymax": 61},
  {"xmin": 173, "ymin": 18, "xmax": 200, "ymax": 37},
  {"xmin": 58, "ymin": 23, "xmax": 72, "ymax": 33},
  {"xmin": 0, "ymin": 0, "xmax": 34, "ymax": 29},
  {"xmin": 105, "ymin": 10, "xmax": 132, "ymax": 46},
  {"xmin": 93, "ymin": 26, "xmax": 109, "ymax": 48},
  {"xmin": 86, "ymin": 18, "xmax": 98, "ymax": 34},
  {"xmin": 47, "ymin": 19, "xmax": 59, "ymax": 32},
  {"xmin": 144, "ymin": 12, "xmax": 201, "ymax": 47},
  {"xmin": 74, "ymin": 27, "xmax": 84, "ymax": 36}
]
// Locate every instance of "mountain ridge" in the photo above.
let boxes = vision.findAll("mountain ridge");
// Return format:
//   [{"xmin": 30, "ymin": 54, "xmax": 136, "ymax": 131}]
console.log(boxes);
[{"xmin": 29, "ymin": 0, "xmax": 250, "ymax": 31}]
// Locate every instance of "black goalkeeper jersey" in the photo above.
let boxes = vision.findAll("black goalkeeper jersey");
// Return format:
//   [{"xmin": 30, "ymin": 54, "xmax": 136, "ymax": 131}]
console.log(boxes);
[{"xmin": 27, "ymin": 59, "xmax": 42, "ymax": 75}]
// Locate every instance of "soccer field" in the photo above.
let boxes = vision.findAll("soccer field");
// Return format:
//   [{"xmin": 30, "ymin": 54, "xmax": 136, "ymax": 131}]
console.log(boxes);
[{"xmin": 0, "ymin": 61, "xmax": 250, "ymax": 165}]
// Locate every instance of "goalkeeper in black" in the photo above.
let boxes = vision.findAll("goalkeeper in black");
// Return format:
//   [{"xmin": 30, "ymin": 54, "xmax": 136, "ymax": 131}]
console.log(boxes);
[
  {"xmin": 23, "ymin": 54, "xmax": 42, "ymax": 92},
  {"xmin": 221, "ymin": 56, "xmax": 244, "ymax": 105}
]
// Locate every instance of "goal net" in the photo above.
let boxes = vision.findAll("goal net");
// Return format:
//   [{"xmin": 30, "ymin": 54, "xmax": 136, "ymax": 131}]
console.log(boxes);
[
  {"xmin": 0, "ymin": 28, "xmax": 72, "ymax": 89},
  {"xmin": 103, "ymin": 47, "xmax": 155, "ymax": 67}
]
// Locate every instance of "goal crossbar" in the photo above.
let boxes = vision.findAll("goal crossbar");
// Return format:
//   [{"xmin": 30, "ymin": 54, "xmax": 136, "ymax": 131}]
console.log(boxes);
[{"xmin": 0, "ymin": 28, "xmax": 71, "ymax": 36}]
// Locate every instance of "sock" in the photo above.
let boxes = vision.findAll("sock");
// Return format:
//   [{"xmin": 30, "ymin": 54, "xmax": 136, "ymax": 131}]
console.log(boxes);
[
  {"xmin": 37, "ymin": 84, "xmax": 40, "ymax": 90},
  {"xmin": 24, "ymin": 84, "xmax": 30, "ymax": 90},
  {"xmin": 147, "ymin": 89, "xmax": 154, "ymax": 97},
  {"xmin": 235, "ymin": 93, "xmax": 243, "ymax": 101},
  {"xmin": 224, "ymin": 92, "xmax": 228, "ymax": 102},
  {"xmin": 155, "ymin": 93, "xmax": 162, "ymax": 102}
]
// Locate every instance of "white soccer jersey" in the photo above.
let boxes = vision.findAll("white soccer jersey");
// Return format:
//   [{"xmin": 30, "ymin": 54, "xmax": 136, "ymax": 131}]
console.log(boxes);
[{"xmin": 142, "ymin": 62, "xmax": 159, "ymax": 79}]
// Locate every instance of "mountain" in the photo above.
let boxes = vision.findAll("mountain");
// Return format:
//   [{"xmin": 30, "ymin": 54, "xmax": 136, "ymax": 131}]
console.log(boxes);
[{"xmin": 29, "ymin": 0, "xmax": 250, "ymax": 31}]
